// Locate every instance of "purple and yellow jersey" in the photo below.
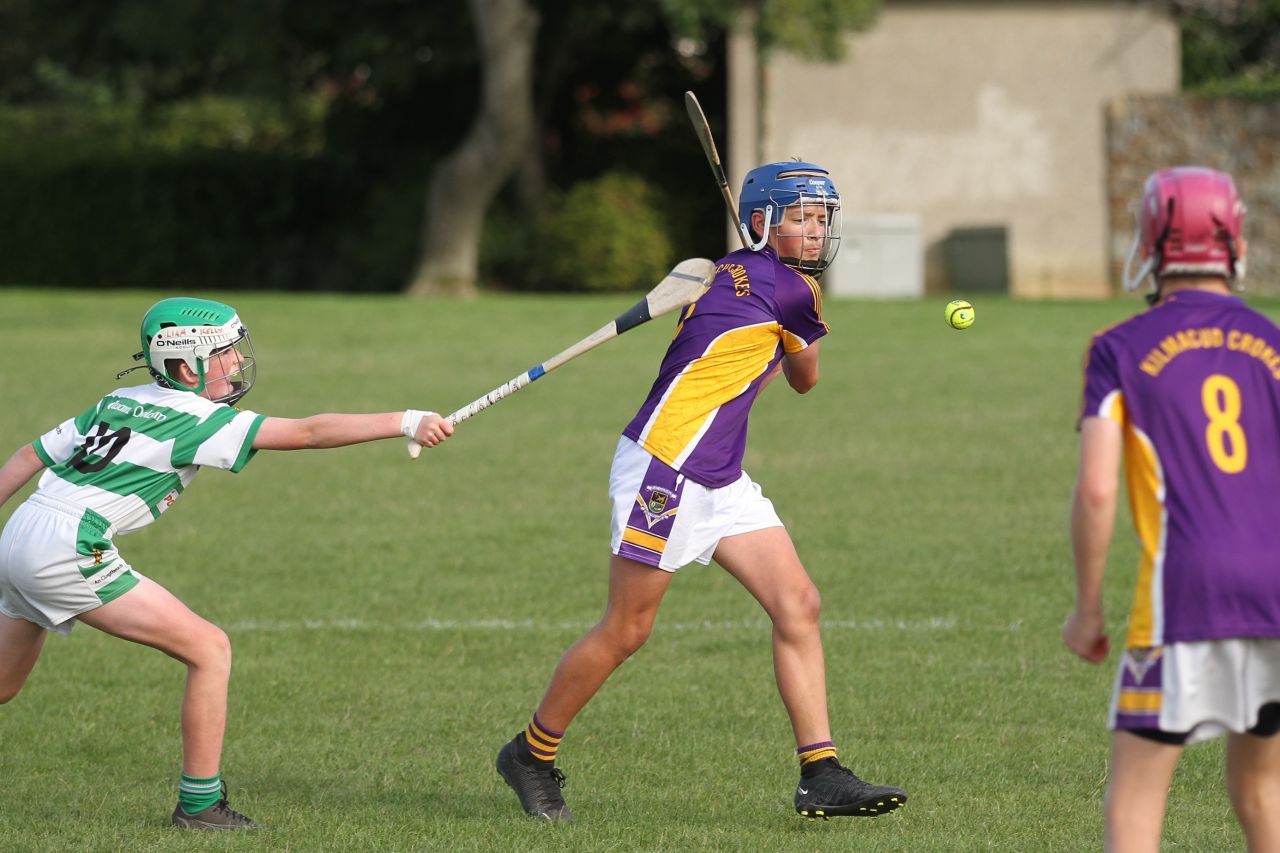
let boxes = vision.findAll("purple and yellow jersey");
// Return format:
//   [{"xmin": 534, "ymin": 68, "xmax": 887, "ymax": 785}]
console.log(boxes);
[
  {"xmin": 622, "ymin": 247, "xmax": 827, "ymax": 488},
  {"xmin": 1080, "ymin": 291, "xmax": 1280, "ymax": 646}
]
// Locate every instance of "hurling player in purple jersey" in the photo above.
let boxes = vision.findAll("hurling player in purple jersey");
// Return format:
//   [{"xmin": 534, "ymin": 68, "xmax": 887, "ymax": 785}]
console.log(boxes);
[
  {"xmin": 496, "ymin": 162, "xmax": 907, "ymax": 823},
  {"xmin": 1064, "ymin": 166, "xmax": 1280, "ymax": 852}
]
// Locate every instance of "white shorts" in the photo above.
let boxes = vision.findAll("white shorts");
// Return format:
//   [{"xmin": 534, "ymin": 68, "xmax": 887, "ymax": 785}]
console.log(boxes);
[
  {"xmin": 609, "ymin": 437, "xmax": 783, "ymax": 572},
  {"xmin": 0, "ymin": 493, "xmax": 141, "ymax": 634},
  {"xmin": 1110, "ymin": 639, "xmax": 1280, "ymax": 744}
]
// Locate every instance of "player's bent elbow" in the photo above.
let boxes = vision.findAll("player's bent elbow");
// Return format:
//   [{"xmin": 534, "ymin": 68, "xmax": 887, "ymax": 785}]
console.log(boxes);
[
  {"xmin": 291, "ymin": 418, "xmax": 326, "ymax": 450},
  {"xmin": 1075, "ymin": 480, "xmax": 1117, "ymax": 511},
  {"xmin": 789, "ymin": 375, "xmax": 818, "ymax": 394}
]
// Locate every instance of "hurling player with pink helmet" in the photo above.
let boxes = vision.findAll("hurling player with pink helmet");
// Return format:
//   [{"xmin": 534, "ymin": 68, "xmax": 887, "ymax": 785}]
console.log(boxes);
[{"xmin": 1064, "ymin": 166, "xmax": 1280, "ymax": 851}]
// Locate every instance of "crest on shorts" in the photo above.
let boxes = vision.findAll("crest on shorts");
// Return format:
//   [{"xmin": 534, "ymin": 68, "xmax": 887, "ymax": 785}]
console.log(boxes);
[
  {"xmin": 1123, "ymin": 646, "xmax": 1164, "ymax": 683},
  {"xmin": 636, "ymin": 485, "xmax": 679, "ymax": 529}
]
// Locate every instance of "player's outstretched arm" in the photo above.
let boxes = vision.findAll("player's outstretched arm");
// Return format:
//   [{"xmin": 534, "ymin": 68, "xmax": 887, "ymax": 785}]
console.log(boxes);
[
  {"xmin": 1063, "ymin": 416, "xmax": 1122, "ymax": 663},
  {"xmin": 0, "ymin": 444, "xmax": 46, "ymax": 509},
  {"xmin": 252, "ymin": 411, "xmax": 453, "ymax": 451}
]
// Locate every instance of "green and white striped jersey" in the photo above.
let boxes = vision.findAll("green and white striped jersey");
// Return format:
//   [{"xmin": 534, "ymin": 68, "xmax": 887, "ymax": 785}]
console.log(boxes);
[{"xmin": 31, "ymin": 383, "xmax": 266, "ymax": 535}]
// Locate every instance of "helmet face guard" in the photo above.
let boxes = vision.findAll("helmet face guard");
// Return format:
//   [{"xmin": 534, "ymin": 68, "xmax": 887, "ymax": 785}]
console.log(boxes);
[
  {"xmin": 136, "ymin": 297, "xmax": 258, "ymax": 405},
  {"xmin": 1123, "ymin": 166, "xmax": 1245, "ymax": 296},
  {"xmin": 738, "ymin": 162, "xmax": 842, "ymax": 274}
]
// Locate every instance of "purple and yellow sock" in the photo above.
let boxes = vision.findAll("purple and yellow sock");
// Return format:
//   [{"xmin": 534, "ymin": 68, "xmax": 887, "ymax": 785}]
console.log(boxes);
[
  {"xmin": 520, "ymin": 714, "xmax": 563, "ymax": 765},
  {"xmin": 797, "ymin": 740, "xmax": 838, "ymax": 768}
]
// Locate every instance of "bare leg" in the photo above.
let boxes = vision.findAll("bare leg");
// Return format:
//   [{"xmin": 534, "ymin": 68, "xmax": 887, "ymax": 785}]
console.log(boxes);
[
  {"xmin": 1226, "ymin": 729, "xmax": 1280, "ymax": 852},
  {"xmin": 713, "ymin": 526, "xmax": 829, "ymax": 746},
  {"xmin": 1105, "ymin": 731, "xmax": 1182, "ymax": 853},
  {"xmin": 534, "ymin": 554, "xmax": 673, "ymax": 732},
  {"xmin": 0, "ymin": 613, "xmax": 47, "ymax": 703},
  {"xmin": 79, "ymin": 577, "xmax": 232, "ymax": 777}
]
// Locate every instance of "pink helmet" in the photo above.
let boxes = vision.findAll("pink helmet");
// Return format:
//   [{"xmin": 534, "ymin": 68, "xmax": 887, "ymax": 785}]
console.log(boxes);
[{"xmin": 1123, "ymin": 166, "xmax": 1246, "ymax": 293}]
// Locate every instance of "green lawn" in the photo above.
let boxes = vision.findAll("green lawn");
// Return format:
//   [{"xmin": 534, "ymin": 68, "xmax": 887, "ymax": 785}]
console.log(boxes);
[{"xmin": 0, "ymin": 287, "xmax": 1270, "ymax": 851}]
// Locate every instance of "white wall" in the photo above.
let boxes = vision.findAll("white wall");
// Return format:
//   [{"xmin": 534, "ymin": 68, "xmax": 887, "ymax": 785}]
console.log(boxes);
[{"xmin": 730, "ymin": 0, "xmax": 1179, "ymax": 297}]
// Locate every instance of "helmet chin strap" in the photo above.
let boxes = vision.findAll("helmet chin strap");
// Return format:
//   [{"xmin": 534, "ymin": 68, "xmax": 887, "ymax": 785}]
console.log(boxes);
[
  {"xmin": 1122, "ymin": 231, "xmax": 1157, "ymax": 293},
  {"xmin": 1220, "ymin": 215, "xmax": 1246, "ymax": 286},
  {"xmin": 1123, "ymin": 199, "xmax": 1172, "ymax": 295},
  {"xmin": 747, "ymin": 204, "xmax": 773, "ymax": 251},
  {"xmin": 115, "ymin": 365, "xmax": 149, "ymax": 380}
]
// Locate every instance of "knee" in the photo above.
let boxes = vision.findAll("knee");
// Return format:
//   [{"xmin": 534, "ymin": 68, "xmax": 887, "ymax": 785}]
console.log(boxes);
[
  {"xmin": 798, "ymin": 583, "xmax": 822, "ymax": 623},
  {"xmin": 774, "ymin": 583, "xmax": 822, "ymax": 635},
  {"xmin": 1228, "ymin": 773, "xmax": 1280, "ymax": 826},
  {"xmin": 188, "ymin": 623, "xmax": 233, "ymax": 674},
  {"xmin": 1102, "ymin": 784, "xmax": 1145, "ymax": 841},
  {"xmin": 210, "ymin": 626, "xmax": 232, "ymax": 670},
  {"xmin": 601, "ymin": 616, "xmax": 654, "ymax": 659},
  {"xmin": 617, "ymin": 620, "xmax": 654, "ymax": 658}
]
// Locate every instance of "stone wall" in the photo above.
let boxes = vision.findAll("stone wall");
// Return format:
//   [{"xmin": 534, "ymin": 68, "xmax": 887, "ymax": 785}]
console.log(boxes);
[{"xmin": 1107, "ymin": 96, "xmax": 1280, "ymax": 295}]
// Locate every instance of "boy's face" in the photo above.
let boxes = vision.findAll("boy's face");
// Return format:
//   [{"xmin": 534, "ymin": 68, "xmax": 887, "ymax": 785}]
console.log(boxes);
[
  {"xmin": 200, "ymin": 346, "xmax": 245, "ymax": 403},
  {"xmin": 755, "ymin": 202, "xmax": 831, "ymax": 264}
]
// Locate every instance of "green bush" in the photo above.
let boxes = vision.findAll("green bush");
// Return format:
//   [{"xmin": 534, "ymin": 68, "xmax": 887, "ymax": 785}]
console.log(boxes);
[
  {"xmin": 478, "ymin": 196, "xmax": 538, "ymax": 291},
  {"xmin": 1187, "ymin": 76, "xmax": 1280, "ymax": 99},
  {"xmin": 0, "ymin": 103, "xmax": 688, "ymax": 294},
  {"xmin": 0, "ymin": 98, "xmax": 325, "ymax": 163},
  {"xmin": 0, "ymin": 150, "xmax": 365, "ymax": 290},
  {"xmin": 531, "ymin": 171, "xmax": 673, "ymax": 292},
  {"xmin": 0, "ymin": 100, "xmax": 406, "ymax": 291}
]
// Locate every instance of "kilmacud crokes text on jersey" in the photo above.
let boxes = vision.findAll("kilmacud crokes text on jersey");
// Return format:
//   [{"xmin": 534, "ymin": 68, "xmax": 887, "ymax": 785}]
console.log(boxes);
[{"xmin": 1081, "ymin": 291, "xmax": 1280, "ymax": 646}]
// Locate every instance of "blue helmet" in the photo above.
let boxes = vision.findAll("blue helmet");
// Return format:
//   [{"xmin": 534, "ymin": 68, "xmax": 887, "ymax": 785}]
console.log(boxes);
[{"xmin": 737, "ymin": 161, "xmax": 842, "ymax": 274}]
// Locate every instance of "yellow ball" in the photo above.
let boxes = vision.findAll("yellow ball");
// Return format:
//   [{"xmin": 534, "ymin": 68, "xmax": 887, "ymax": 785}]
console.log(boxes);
[{"xmin": 945, "ymin": 299, "xmax": 975, "ymax": 330}]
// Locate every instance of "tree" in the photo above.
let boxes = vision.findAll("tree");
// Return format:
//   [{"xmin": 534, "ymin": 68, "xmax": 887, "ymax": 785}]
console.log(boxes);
[
  {"xmin": 404, "ymin": 0, "xmax": 882, "ymax": 297},
  {"xmin": 405, "ymin": 0, "xmax": 537, "ymax": 296}
]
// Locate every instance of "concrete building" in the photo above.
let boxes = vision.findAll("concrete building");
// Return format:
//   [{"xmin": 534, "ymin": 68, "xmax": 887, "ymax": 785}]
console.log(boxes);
[{"xmin": 728, "ymin": 0, "xmax": 1180, "ymax": 298}]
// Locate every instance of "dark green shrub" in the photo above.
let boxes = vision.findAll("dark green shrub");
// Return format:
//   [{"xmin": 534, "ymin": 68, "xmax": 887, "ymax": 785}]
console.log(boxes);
[
  {"xmin": 0, "ymin": 150, "xmax": 364, "ymax": 290},
  {"xmin": 0, "ymin": 100, "xmax": 386, "ymax": 291},
  {"xmin": 531, "ymin": 171, "xmax": 673, "ymax": 292},
  {"xmin": 478, "ymin": 196, "xmax": 538, "ymax": 291}
]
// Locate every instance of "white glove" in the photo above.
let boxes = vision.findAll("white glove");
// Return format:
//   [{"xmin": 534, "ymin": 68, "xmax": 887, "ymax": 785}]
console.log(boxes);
[{"xmin": 402, "ymin": 409, "xmax": 436, "ymax": 459}]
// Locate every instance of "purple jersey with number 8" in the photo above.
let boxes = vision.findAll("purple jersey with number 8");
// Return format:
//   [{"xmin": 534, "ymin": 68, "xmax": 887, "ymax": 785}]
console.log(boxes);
[
  {"xmin": 622, "ymin": 246, "xmax": 828, "ymax": 489},
  {"xmin": 1080, "ymin": 290, "xmax": 1280, "ymax": 647}
]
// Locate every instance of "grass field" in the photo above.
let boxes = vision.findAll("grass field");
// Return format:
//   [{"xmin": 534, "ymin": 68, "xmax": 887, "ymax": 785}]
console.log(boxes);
[{"xmin": 1, "ymin": 287, "xmax": 1274, "ymax": 851}]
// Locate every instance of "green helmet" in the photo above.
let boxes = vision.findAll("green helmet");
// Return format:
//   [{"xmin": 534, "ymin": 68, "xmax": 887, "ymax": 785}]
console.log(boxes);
[{"xmin": 135, "ymin": 297, "xmax": 257, "ymax": 405}]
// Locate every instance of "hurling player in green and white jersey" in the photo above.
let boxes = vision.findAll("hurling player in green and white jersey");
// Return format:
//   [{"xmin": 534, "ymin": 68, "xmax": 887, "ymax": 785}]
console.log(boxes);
[{"xmin": 0, "ymin": 297, "xmax": 452, "ymax": 830}]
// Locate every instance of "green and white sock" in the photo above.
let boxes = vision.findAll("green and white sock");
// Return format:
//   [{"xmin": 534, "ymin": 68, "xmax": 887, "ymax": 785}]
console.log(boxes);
[{"xmin": 178, "ymin": 773, "xmax": 221, "ymax": 815}]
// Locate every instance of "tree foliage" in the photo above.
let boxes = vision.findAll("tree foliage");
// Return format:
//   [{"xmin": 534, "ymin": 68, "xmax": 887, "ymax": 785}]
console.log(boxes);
[
  {"xmin": 0, "ymin": 0, "xmax": 943, "ymax": 294},
  {"xmin": 660, "ymin": 0, "xmax": 881, "ymax": 61},
  {"xmin": 1174, "ymin": 0, "xmax": 1280, "ymax": 97},
  {"xmin": 0, "ymin": 0, "xmax": 474, "ymax": 105}
]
